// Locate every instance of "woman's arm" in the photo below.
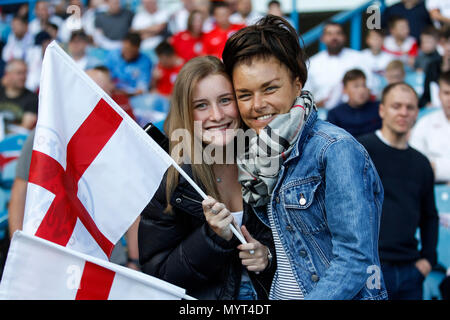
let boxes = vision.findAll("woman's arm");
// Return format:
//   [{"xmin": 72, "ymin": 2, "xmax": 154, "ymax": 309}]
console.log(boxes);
[{"xmin": 306, "ymin": 138, "xmax": 383, "ymax": 300}]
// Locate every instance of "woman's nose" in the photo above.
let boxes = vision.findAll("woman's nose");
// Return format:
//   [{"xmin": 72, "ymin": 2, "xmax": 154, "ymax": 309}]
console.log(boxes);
[{"xmin": 209, "ymin": 104, "xmax": 224, "ymax": 121}]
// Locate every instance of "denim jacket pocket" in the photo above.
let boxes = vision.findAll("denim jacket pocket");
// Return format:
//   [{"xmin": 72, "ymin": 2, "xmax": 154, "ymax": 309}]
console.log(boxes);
[{"xmin": 281, "ymin": 177, "xmax": 327, "ymax": 234}]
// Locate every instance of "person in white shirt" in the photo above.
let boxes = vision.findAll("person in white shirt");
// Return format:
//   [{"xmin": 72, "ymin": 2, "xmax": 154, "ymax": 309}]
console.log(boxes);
[
  {"xmin": 2, "ymin": 15, "xmax": 34, "ymax": 63},
  {"xmin": 304, "ymin": 22, "xmax": 371, "ymax": 109},
  {"xmin": 410, "ymin": 71, "xmax": 450, "ymax": 184},
  {"xmin": 130, "ymin": 0, "xmax": 169, "ymax": 51},
  {"xmin": 28, "ymin": 1, "xmax": 63, "ymax": 39},
  {"xmin": 426, "ymin": 0, "xmax": 450, "ymax": 28},
  {"xmin": 360, "ymin": 29, "xmax": 395, "ymax": 98},
  {"xmin": 59, "ymin": 0, "xmax": 100, "ymax": 43},
  {"xmin": 168, "ymin": 0, "xmax": 196, "ymax": 35},
  {"xmin": 229, "ymin": 0, "xmax": 263, "ymax": 26}
]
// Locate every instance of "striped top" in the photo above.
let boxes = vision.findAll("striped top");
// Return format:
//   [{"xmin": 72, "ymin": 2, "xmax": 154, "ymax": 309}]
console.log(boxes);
[{"xmin": 267, "ymin": 205, "xmax": 304, "ymax": 300}]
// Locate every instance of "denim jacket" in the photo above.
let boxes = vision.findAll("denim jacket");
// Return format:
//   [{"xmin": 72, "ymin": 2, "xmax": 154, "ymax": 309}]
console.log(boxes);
[{"xmin": 253, "ymin": 108, "xmax": 388, "ymax": 300}]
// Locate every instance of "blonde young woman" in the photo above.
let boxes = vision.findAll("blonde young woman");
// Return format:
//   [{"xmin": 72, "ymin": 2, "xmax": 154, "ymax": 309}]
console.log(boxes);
[{"xmin": 138, "ymin": 56, "xmax": 275, "ymax": 300}]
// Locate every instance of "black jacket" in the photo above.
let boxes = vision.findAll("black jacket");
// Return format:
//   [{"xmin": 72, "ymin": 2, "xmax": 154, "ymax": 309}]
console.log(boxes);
[{"xmin": 138, "ymin": 165, "xmax": 275, "ymax": 300}]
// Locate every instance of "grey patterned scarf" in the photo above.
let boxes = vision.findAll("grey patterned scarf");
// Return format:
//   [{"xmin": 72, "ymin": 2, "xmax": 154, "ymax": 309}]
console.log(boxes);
[{"xmin": 237, "ymin": 91, "xmax": 315, "ymax": 207}]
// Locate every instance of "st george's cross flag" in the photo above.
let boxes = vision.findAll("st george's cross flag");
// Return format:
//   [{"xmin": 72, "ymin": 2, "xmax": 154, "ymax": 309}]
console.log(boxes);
[
  {"xmin": 0, "ymin": 231, "xmax": 189, "ymax": 300},
  {"xmin": 21, "ymin": 41, "xmax": 173, "ymax": 260}
]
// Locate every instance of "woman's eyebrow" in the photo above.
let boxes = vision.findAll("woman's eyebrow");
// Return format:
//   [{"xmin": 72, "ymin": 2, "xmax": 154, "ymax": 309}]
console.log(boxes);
[{"xmin": 235, "ymin": 78, "xmax": 280, "ymax": 92}]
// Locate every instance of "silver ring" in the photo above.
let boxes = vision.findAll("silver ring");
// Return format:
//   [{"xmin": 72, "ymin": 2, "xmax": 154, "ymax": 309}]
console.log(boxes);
[{"xmin": 211, "ymin": 208, "xmax": 219, "ymax": 215}]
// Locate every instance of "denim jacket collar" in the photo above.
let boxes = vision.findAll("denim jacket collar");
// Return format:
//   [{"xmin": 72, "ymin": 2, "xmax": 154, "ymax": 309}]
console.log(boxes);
[{"xmin": 284, "ymin": 106, "xmax": 318, "ymax": 165}]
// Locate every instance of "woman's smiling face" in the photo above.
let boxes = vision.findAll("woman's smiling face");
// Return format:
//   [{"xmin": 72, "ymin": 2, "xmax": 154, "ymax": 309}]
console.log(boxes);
[
  {"xmin": 232, "ymin": 56, "xmax": 302, "ymax": 133},
  {"xmin": 192, "ymin": 73, "xmax": 240, "ymax": 146}
]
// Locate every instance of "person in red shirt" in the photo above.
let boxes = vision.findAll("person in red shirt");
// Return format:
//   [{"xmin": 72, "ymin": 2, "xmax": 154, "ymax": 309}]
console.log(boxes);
[
  {"xmin": 202, "ymin": 2, "xmax": 244, "ymax": 59},
  {"xmin": 170, "ymin": 10, "xmax": 205, "ymax": 63},
  {"xmin": 151, "ymin": 41, "xmax": 184, "ymax": 97}
]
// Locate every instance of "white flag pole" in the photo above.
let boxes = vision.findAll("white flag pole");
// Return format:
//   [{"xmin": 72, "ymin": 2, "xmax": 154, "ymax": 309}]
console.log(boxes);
[{"xmin": 170, "ymin": 160, "xmax": 248, "ymax": 246}]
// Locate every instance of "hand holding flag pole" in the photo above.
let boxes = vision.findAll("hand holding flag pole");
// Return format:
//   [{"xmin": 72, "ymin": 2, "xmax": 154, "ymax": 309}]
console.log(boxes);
[{"xmin": 144, "ymin": 123, "xmax": 248, "ymax": 247}]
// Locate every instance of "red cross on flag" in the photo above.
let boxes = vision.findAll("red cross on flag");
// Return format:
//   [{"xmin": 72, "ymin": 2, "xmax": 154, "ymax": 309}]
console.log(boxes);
[
  {"xmin": 0, "ymin": 231, "xmax": 190, "ymax": 300},
  {"xmin": 21, "ymin": 41, "xmax": 173, "ymax": 260}
]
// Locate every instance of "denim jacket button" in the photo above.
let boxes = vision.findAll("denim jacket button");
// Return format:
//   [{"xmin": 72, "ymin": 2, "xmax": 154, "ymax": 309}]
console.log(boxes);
[
  {"xmin": 311, "ymin": 274, "xmax": 320, "ymax": 282},
  {"xmin": 299, "ymin": 194, "xmax": 306, "ymax": 205},
  {"xmin": 275, "ymin": 196, "xmax": 280, "ymax": 203},
  {"xmin": 299, "ymin": 250, "xmax": 307, "ymax": 258},
  {"xmin": 286, "ymin": 224, "xmax": 293, "ymax": 231}
]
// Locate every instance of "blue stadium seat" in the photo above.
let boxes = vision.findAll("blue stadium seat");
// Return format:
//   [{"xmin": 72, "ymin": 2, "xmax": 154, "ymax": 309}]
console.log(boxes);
[
  {"xmin": 86, "ymin": 46, "xmax": 110, "ymax": 63},
  {"xmin": 421, "ymin": 185, "xmax": 450, "ymax": 299},
  {"xmin": 0, "ymin": 133, "xmax": 28, "ymax": 241},
  {"xmin": 129, "ymin": 93, "xmax": 170, "ymax": 128}
]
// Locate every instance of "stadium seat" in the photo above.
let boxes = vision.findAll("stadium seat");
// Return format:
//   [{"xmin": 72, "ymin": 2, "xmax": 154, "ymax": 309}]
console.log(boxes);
[
  {"xmin": 0, "ymin": 133, "xmax": 28, "ymax": 241},
  {"xmin": 129, "ymin": 93, "xmax": 170, "ymax": 128}
]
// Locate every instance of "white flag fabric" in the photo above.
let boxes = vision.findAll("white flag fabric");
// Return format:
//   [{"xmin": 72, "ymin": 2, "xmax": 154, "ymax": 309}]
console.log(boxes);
[
  {"xmin": 22, "ymin": 41, "xmax": 173, "ymax": 260},
  {"xmin": 0, "ymin": 231, "xmax": 189, "ymax": 300}
]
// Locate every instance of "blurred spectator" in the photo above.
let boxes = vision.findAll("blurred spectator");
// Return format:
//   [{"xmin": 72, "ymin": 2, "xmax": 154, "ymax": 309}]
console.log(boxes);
[
  {"xmin": 25, "ymin": 30, "xmax": 53, "ymax": 93},
  {"xmin": 426, "ymin": 0, "xmax": 450, "ymax": 28},
  {"xmin": 59, "ymin": 0, "xmax": 98, "ymax": 43},
  {"xmin": 104, "ymin": 32, "xmax": 152, "ymax": 96},
  {"xmin": 358, "ymin": 82, "xmax": 439, "ymax": 300},
  {"xmin": 382, "ymin": 15, "xmax": 418, "ymax": 67},
  {"xmin": 192, "ymin": 0, "xmax": 214, "ymax": 33},
  {"xmin": 93, "ymin": 0, "xmax": 134, "ymax": 50},
  {"xmin": 414, "ymin": 26, "xmax": 441, "ymax": 72},
  {"xmin": 420, "ymin": 27, "xmax": 450, "ymax": 107},
  {"xmin": 225, "ymin": 0, "xmax": 239, "ymax": 14},
  {"xmin": 168, "ymin": 0, "xmax": 196, "ymax": 35},
  {"xmin": 44, "ymin": 21, "xmax": 59, "ymax": 41},
  {"xmin": 2, "ymin": 15, "xmax": 33, "ymax": 63},
  {"xmin": 170, "ymin": 10, "xmax": 204, "ymax": 62},
  {"xmin": 0, "ymin": 59, "xmax": 38, "ymax": 132},
  {"xmin": 382, "ymin": 0, "xmax": 432, "ymax": 42},
  {"xmin": 267, "ymin": 0, "xmax": 294, "ymax": 26},
  {"xmin": 304, "ymin": 22, "xmax": 371, "ymax": 109},
  {"xmin": 201, "ymin": 2, "xmax": 245, "ymax": 59},
  {"xmin": 67, "ymin": 30, "xmax": 99, "ymax": 70},
  {"xmin": 327, "ymin": 69, "xmax": 381, "ymax": 137},
  {"xmin": 229, "ymin": 0, "xmax": 263, "ymax": 26},
  {"xmin": 360, "ymin": 29, "xmax": 395, "ymax": 98},
  {"xmin": 28, "ymin": 1, "xmax": 63, "ymax": 39},
  {"xmin": 385, "ymin": 60, "xmax": 406, "ymax": 84},
  {"xmin": 151, "ymin": 41, "xmax": 183, "ymax": 97},
  {"xmin": 131, "ymin": 0, "xmax": 169, "ymax": 51},
  {"xmin": 410, "ymin": 71, "xmax": 450, "ymax": 184},
  {"xmin": 87, "ymin": 65, "xmax": 135, "ymax": 120}
]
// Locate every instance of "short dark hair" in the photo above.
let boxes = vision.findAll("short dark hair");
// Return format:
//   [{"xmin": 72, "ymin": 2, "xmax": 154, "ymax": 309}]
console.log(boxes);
[
  {"xmin": 268, "ymin": 0, "xmax": 281, "ymax": 7},
  {"xmin": 155, "ymin": 40, "xmax": 175, "ymax": 57},
  {"xmin": 70, "ymin": 29, "xmax": 88, "ymax": 42},
  {"xmin": 123, "ymin": 32, "xmax": 141, "ymax": 47},
  {"xmin": 387, "ymin": 15, "xmax": 408, "ymax": 30},
  {"xmin": 342, "ymin": 69, "xmax": 366, "ymax": 86},
  {"xmin": 323, "ymin": 21, "xmax": 345, "ymax": 34},
  {"xmin": 12, "ymin": 14, "xmax": 28, "ymax": 24},
  {"xmin": 440, "ymin": 25, "xmax": 450, "ymax": 41},
  {"xmin": 381, "ymin": 82, "xmax": 418, "ymax": 104},
  {"xmin": 366, "ymin": 28, "xmax": 385, "ymax": 38},
  {"xmin": 438, "ymin": 70, "xmax": 450, "ymax": 86},
  {"xmin": 212, "ymin": 1, "xmax": 229, "ymax": 13},
  {"xmin": 421, "ymin": 26, "xmax": 440, "ymax": 39},
  {"xmin": 222, "ymin": 14, "xmax": 308, "ymax": 86}
]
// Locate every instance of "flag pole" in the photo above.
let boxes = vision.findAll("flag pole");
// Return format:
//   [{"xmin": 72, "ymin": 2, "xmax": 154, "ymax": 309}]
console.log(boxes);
[{"xmin": 170, "ymin": 160, "xmax": 248, "ymax": 246}]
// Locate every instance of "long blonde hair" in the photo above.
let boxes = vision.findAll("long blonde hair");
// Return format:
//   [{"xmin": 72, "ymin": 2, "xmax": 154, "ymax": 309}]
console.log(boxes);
[{"xmin": 164, "ymin": 56, "xmax": 232, "ymax": 212}]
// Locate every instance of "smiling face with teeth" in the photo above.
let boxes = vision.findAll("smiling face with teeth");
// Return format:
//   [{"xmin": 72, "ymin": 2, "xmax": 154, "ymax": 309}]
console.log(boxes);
[
  {"xmin": 232, "ymin": 56, "xmax": 302, "ymax": 133},
  {"xmin": 192, "ymin": 73, "xmax": 240, "ymax": 146}
]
